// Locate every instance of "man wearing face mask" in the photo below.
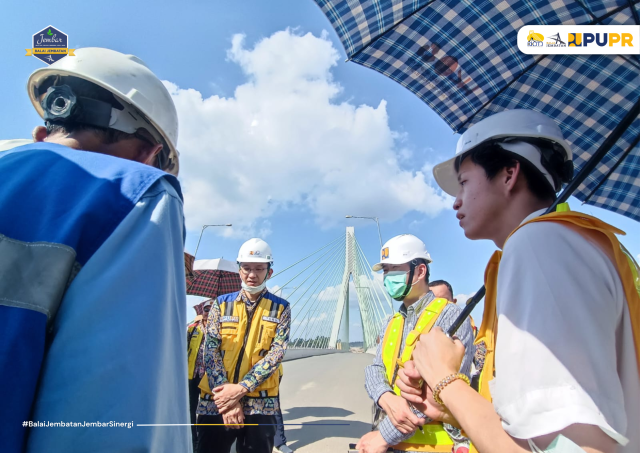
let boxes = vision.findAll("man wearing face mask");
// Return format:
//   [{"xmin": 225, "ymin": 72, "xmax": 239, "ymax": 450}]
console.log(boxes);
[
  {"xmin": 195, "ymin": 238, "xmax": 290, "ymax": 453},
  {"xmin": 357, "ymin": 235, "xmax": 475, "ymax": 453}
]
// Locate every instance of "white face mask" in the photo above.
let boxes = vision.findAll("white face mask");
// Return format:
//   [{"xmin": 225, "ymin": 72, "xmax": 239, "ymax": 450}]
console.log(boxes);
[{"xmin": 241, "ymin": 280, "xmax": 267, "ymax": 295}]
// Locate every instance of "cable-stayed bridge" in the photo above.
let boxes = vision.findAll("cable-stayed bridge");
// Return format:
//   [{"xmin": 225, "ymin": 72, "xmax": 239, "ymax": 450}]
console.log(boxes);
[
  {"xmin": 269, "ymin": 227, "xmax": 393, "ymax": 352},
  {"xmin": 269, "ymin": 227, "xmax": 392, "ymax": 451}
]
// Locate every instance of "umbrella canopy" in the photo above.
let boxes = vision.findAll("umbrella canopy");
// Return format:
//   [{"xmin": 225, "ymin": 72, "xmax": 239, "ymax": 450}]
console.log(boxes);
[
  {"xmin": 193, "ymin": 258, "xmax": 239, "ymax": 273},
  {"xmin": 184, "ymin": 253, "xmax": 242, "ymax": 299},
  {"xmin": 184, "ymin": 252, "xmax": 195, "ymax": 281},
  {"xmin": 314, "ymin": 0, "xmax": 640, "ymax": 221},
  {"xmin": 192, "ymin": 299, "xmax": 214, "ymax": 318}
]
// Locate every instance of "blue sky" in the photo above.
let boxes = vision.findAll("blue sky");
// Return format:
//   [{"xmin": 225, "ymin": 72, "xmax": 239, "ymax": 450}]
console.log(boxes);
[{"xmin": 3, "ymin": 0, "xmax": 638, "ymax": 341}]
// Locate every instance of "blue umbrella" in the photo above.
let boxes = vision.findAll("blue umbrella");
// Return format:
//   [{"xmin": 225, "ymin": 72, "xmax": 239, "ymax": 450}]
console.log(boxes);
[{"xmin": 313, "ymin": 0, "xmax": 640, "ymax": 221}]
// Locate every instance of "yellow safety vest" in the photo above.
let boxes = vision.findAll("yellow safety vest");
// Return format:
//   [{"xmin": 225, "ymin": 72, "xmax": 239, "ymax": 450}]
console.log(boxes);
[
  {"xmin": 187, "ymin": 317, "xmax": 205, "ymax": 380},
  {"xmin": 381, "ymin": 298, "xmax": 456, "ymax": 452},
  {"xmin": 472, "ymin": 205, "xmax": 640, "ymax": 452},
  {"xmin": 199, "ymin": 293, "xmax": 286, "ymax": 399}
]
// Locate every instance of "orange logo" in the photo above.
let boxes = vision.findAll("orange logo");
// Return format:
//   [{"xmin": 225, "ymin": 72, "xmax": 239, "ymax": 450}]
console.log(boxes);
[{"xmin": 381, "ymin": 247, "xmax": 389, "ymax": 260}]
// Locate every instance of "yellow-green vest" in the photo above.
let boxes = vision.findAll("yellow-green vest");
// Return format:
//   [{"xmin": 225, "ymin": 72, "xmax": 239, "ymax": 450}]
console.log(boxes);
[
  {"xmin": 200, "ymin": 292, "xmax": 287, "ymax": 399},
  {"xmin": 381, "ymin": 297, "xmax": 456, "ymax": 452}
]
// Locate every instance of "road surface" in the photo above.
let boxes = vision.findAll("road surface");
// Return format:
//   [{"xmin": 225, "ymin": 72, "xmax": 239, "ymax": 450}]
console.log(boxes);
[{"xmin": 278, "ymin": 353, "xmax": 374, "ymax": 453}]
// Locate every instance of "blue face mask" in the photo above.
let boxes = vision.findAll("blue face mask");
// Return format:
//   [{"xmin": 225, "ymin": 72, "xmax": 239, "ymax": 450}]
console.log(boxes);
[{"xmin": 383, "ymin": 271, "xmax": 409, "ymax": 300}]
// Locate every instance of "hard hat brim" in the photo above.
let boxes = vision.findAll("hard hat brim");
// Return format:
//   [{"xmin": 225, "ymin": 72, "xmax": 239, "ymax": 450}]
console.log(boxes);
[{"xmin": 433, "ymin": 155, "xmax": 460, "ymax": 197}]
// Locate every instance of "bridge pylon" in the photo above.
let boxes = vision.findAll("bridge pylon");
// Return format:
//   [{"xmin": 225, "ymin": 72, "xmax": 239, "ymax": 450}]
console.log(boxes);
[{"xmin": 328, "ymin": 227, "xmax": 355, "ymax": 350}]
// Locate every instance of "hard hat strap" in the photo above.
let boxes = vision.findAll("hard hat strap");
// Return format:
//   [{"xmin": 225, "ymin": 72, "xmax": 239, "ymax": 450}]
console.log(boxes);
[
  {"xmin": 515, "ymin": 137, "xmax": 574, "ymax": 187},
  {"xmin": 42, "ymin": 85, "xmax": 113, "ymax": 129},
  {"xmin": 459, "ymin": 138, "xmax": 573, "ymax": 192},
  {"xmin": 395, "ymin": 262, "xmax": 416, "ymax": 301},
  {"xmin": 263, "ymin": 263, "xmax": 272, "ymax": 284},
  {"xmin": 42, "ymin": 85, "xmax": 171, "ymax": 173}
]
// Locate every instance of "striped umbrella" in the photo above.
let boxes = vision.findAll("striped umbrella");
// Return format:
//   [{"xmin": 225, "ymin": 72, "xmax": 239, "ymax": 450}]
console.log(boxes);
[{"xmin": 313, "ymin": 0, "xmax": 640, "ymax": 221}]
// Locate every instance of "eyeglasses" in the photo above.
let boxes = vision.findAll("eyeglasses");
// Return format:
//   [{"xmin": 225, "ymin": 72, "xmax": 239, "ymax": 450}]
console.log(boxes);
[{"xmin": 239, "ymin": 266, "xmax": 268, "ymax": 275}]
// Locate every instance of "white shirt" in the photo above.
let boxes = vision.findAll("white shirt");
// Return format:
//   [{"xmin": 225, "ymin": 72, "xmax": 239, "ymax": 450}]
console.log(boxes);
[{"xmin": 489, "ymin": 208, "xmax": 639, "ymax": 452}]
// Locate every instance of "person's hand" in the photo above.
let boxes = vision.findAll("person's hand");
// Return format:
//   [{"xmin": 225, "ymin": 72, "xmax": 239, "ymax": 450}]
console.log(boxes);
[
  {"xmin": 397, "ymin": 361, "xmax": 460, "ymax": 427},
  {"xmin": 378, "ymin": 392, "xmax": 425, "ymax": 434},
  {"xmin": 413, "ymin": 327, "xmax": 465, "ymax": 389},
  {"xmin": 396, "ymin": 361, "xmax": 423, "ymax": 400},
  {"xmin": 222, "ymin": 401, "xmax": 244, "ymax": 429},
  {"xmin": 355, "ymin": 431, "xmax": 389, "ymax": 453},
  {"xmin": 213, "ymin": 383, "xmax": 248, "ymax": 413}
]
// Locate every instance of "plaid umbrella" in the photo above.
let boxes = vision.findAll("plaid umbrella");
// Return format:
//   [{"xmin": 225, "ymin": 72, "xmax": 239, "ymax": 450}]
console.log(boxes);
[
  {"xmin": 314, "ymin": 0, "xmax": 640, "ymax": 221},
  {"xmin": 184, "ymin": 252, "xmax": 195, "ymax": 282},
  {"xmin": 186, "ymin": 257, "xmax": 242, "ymax": 299}
]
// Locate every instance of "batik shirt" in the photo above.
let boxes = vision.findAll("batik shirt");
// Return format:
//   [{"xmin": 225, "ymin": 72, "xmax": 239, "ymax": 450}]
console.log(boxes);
[{"xmin": 197, "ymin": 289, "xmax": 291, "ymax": 416}]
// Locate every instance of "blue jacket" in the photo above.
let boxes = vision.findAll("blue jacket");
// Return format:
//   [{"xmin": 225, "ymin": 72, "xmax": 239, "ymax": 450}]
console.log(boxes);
[{"xmin": 0, "ymin": 143, "xmax": 190, "ymax": 452}]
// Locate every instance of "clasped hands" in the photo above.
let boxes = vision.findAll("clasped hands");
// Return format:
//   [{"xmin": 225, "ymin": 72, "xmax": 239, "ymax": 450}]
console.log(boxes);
[
  {"xmin": 396, "ymin": 327, "xmax": 466, "ymax": 427},
  {"xmin": 357, "ymin": 327, "xmax": 466, "ymax": 452},
  {"xmin": 213, "ymin": 383, "xmax": 248, "ymax": 429}
]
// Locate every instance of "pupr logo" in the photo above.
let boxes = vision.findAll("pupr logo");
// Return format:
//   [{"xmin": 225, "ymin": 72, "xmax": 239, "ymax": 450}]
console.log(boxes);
[
  {"xmin": 568, "ymin": 32, "xmax": 634, "ymax": 47},
  {"xmin": 381, "ymin": 247, "xmax": 389, "ymax": 260}
]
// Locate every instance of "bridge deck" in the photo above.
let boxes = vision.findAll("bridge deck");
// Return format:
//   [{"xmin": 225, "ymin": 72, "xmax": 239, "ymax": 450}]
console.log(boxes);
[{"xmin": 279, "ymin": 352, "xmax": 373, "ymax": 452}]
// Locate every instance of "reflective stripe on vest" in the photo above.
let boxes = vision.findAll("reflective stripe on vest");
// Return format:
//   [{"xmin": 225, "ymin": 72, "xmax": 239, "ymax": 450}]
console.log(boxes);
[
  {"xmin": 199, "ymin": 295, "xmax": 285, "ymax": 399},
  {"xmin": 472, "ymin": 203, "xmax": 640, "ymax": 452},
  {"xmin": 381, "ymin": 298, "xmax": 454, "ymax": 452}
]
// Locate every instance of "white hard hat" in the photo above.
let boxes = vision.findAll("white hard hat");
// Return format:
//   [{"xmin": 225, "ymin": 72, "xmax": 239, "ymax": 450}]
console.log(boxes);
[
  {"xmin": 372, "ymin": 234, "xmax": 431, "ymax": 271},
  {"xmin": 433, "ymin": 109, "xmax": 573, "ymax": 196},
  {"xmin": 0, "ymin": 139, "xmax": 33, "ymax": 152},
  {"xmin": 26, "ymin": 47, "xmax": 180, "ymax": 175},
  {"xmin": 237, "ymin": 238, "xmax": 273, "ymax": 264}
]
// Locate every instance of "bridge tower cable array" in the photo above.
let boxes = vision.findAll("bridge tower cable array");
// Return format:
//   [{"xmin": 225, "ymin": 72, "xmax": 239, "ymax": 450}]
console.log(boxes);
[{"xmin": 271, "ymin": 227, "xmax": 392, "ymax": 352}]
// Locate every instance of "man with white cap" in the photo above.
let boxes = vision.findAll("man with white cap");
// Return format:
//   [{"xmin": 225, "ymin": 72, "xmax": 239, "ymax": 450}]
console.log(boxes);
[
  {"xmin": 397, "ymin": 109, "xmax": 640, "ymax": 453},
  {"xmin": 196, "ymin": 238, "xmax": 291, "ymax": 453},
  {"xmin": 356, "ymin": 234, "xmax": 475, "ymax": 453},
  {"xmin": 0, "ymin": 48, "xmax": 189, "ymax": 452}
]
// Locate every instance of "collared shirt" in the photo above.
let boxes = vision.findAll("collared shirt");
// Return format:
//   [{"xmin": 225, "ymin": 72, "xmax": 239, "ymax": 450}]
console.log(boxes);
[
  {"xmin": 197, "ymin": 289, "xmax": 291, "ymax": 416},
  {"xmin": 364, "ymin": 291, "xmax": 475, "ymax": 450}
]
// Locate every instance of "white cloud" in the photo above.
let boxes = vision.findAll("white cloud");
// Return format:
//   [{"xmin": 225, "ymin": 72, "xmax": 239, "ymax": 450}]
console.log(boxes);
[
  {"xmin": 454, "ymin": 293, "xmax": 475, "ymax": 306},
  {"xmin": 167, "ymin": 29, "xmax": 450, "ymax": 236}
]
